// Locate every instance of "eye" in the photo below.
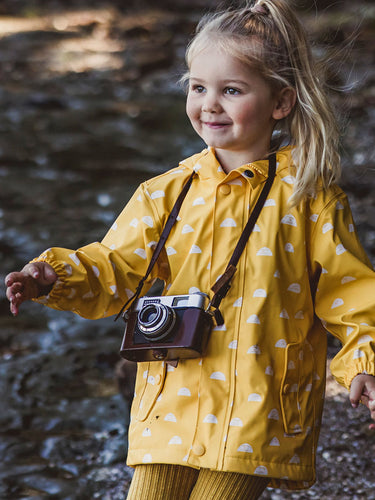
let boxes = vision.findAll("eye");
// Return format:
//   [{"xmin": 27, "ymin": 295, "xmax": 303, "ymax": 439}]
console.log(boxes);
[
  {"xmin": 190, "ymin": 84, "xmax": 205, "ymax": 94},
  {"xmin": 224, "ymin": 87, "xmax": 241, "ymax": 95}
]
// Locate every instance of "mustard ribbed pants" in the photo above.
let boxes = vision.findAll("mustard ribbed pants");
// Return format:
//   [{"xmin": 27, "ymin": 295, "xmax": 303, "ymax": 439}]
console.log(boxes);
[{"xmin": 126, "ymin": 464, "xmax": 270, "ymax": 500}]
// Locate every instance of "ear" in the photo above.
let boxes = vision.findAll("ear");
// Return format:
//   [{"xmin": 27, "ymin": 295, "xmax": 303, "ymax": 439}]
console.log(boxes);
[{"xmin": 272, "ymin": 87, "xmax": 296, "ymax": 120}]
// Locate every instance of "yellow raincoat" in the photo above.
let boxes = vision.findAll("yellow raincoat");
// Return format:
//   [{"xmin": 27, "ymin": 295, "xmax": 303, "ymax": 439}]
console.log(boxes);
[{"xmin": 34, "ymin": 146, "xmax": 375, "ymax": 489}]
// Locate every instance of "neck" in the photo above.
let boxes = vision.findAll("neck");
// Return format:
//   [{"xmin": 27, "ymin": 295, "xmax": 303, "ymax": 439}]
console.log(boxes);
[{"xmin": 214, "ymin": 147, "xmax": 271, "ymax": 173}]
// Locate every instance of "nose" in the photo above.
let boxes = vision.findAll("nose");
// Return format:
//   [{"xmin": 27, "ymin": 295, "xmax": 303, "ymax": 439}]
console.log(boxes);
[{"xmin": 202, "ymin": 91, "xmax": 221, "ymax": 113}]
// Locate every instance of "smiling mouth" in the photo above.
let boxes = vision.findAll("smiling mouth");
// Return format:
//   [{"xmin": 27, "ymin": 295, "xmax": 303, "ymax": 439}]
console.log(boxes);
[{"xmin": 202, "ymin": 121, "xmax": 231, "ymax": 129}]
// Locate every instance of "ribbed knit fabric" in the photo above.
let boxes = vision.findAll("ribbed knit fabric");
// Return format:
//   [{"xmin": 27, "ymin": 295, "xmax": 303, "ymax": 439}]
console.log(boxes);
[
  {"xmin": 126, "ymin": 464, "xmax": 198, "ymax": 500},
  {"xmin": 190, "ymin": 468, "xmax": 270, "ymax": 500},
  {"xmin": 126, "ymin": 464, "xmax": 270, "ymax": 500}
]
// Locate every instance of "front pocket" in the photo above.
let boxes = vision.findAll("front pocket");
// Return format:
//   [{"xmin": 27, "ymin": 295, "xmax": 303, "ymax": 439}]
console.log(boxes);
[
  {"xmin": 134, "ymin": 361, "xmax": 167, "ymax": 422},
  {"xmin": 279, "ymin": 342, "xmax": 314, "ymax": 435}
]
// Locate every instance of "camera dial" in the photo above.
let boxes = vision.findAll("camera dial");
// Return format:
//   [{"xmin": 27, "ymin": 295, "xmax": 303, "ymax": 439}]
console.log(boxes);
[{"xmin": 137, "ymin": 303, "xmax": 177, "ymax": 341}]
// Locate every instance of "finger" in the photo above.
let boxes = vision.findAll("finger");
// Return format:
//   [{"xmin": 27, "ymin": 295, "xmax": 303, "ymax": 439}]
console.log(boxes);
[
  {"xmin": 5, "ymin": 272, "xmax": 27, "ymax": 287},
  {"xmin": 350, "ymin": 376, "xmax": 365, "ymax": 408},
  {"xmin": 22, "ymin": 263, "xmax": 41, "ymax": 279},
  {"xmin": 6, "ymin": 282, "xmax": 23, "ymax": 302}
]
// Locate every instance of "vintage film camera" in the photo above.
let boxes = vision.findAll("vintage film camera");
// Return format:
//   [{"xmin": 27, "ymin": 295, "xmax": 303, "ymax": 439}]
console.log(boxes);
[{"xmin": 120, "ymin": 293, "xmax": 213, "ymax": 362}]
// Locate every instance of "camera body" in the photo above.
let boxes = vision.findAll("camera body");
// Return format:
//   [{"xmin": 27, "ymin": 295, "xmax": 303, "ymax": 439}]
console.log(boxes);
[{"xmin": 120, "ymin": 293, "xmax": 213, "ymax": 362}]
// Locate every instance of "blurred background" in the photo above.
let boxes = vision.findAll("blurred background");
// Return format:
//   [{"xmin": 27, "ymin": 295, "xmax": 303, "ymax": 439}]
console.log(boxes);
[{"xmin": 0, "ymin": 0, "xmax": 374, "ymax": 498}]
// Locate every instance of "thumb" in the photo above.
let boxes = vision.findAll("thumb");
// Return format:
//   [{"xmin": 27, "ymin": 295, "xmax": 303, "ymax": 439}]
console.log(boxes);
[
  {"xmin": 23, "ymin": 262, "xmax": 57, "ymax": 286},
  {"xmin": 349, "ymin": 375, "xmax": 365, "ymax": 408}
]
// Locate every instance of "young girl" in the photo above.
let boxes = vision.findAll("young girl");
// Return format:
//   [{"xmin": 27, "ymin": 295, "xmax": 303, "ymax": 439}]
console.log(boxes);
[{"xmin": 5, "ymin": 1, "xmax": 375, "ymax": 498}]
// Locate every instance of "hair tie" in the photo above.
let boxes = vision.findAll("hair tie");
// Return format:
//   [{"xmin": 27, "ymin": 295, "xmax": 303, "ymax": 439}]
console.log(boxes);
[{"xmin": 250, "ymin": 3, "xmax": 268, "ymax": 15}]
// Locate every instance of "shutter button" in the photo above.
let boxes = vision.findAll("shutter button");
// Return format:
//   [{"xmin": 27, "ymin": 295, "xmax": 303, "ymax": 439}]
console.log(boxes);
[{"xmin": 244, "ymin": 170, "xmax": 254, "ymax": 178}]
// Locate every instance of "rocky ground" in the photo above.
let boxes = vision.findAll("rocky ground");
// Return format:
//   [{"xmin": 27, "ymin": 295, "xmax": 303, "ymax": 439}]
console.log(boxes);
[{"xmin": 0, "ymin": 1, "xmax": 374, "ymax": 498}]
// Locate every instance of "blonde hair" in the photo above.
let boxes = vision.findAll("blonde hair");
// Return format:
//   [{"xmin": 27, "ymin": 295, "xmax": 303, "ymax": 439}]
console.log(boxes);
[{"xmin": 185, "ymin": 0, "xmax": 341, "ymax": 206}]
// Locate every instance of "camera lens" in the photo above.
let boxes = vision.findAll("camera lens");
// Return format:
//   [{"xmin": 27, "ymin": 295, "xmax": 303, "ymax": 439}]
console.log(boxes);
[{"xmin": 137, "ymin": 303, "xmax": 176, "ymax": 341}]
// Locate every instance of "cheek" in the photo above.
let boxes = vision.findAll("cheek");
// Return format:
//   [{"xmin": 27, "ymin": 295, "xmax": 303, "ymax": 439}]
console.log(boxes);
[{"xmin": 186, "ymin": 96, "xmax": 200, "ymax": 128}]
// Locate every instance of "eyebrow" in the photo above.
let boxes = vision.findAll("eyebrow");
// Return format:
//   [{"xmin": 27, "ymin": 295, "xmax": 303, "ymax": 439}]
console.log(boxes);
[{"xmin": 189, "ymin": 77, "xmax": 249, "ymax": 86}]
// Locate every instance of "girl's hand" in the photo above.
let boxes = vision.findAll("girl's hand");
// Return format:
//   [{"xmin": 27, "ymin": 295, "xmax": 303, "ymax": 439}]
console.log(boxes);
[
  {"xmin": 350, "ymin": 374, "xmax": 375, "ymax": 430},
  {"xmin": 5, "ymin": 262, "xmax": 58, "ymax": 316}
]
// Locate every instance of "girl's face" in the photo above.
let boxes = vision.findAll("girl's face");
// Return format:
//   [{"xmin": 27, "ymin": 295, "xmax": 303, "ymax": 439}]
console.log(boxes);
[{"xmin": 186, "ymin": 46, "xmax": 283, "ymax": 172}]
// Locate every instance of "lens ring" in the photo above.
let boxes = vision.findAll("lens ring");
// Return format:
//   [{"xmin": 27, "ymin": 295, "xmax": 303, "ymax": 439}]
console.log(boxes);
[{"xmin": 138, "ymin": 303, "xmax": 176, "ymax": 341}]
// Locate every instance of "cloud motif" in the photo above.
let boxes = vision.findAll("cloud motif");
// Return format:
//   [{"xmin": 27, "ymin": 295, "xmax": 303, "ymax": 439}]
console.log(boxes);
[
  {"xmin": 247, "ymin": 345, "xmax": 261, "ymax": 354},
  {"xmin": 341, "ymin": 276, "xmax": 356, "ymax": 284},
  {"xmin": 346, "ymin": 326, "xmax": 354, "ymax": 337},
  {"xmin": 322, "ymin": 223, "xmax": 333, "ymax": 234},
  {"xmin": 64, "ymin": 264, "xmax": 73, "ymax": 276},
  {"xmin": 336, "ymin": 201, "xmax": 344, "ymax": 210},
  {"xmin": 142, "ymin": 454, "xmax": 152, "ymax": 463},
  {"xmin": 254, "ymin": 224, "xmax": 261, "ymax": 232},
  {"xmin": 229, "ymin": 417, "xmax": 243, "ymax": 427},
  {"xmin": 166, "ymin": 247, "xmax": 177, "ymax": 256},
  {"xmin": 281, "ymin": 214, "xmax": 297, "ymax": 226},
  {"xmin": 130, "ymin": 218, "xmax": 138, "ymax": 228},
  {"xmin": 203, "ymin": 414, "xmax": 218, "ymax": 424},
  {"xmin": 285, "ymin": 243, "xmax": 294, "ymax": 253},
  {"xmin": 282, "ymin": 175, "xmax": 296, "ymax": 185},
  {"xmin": 220, "ymin": 218, "xmax": 237, "ymax": 227},
  {"xmin": 164, "ymin": 413, "xmax": 177, "ymax": 422},
  {"xmin": 213, "ymin": 323, "xmax": 227, "ymax": 331},
  {"xmin": 192, "ymin": 197, "xmax": 205, "ymax": 206},
  {"xmin": 268, "ymin": 409, "xmax": 279, "ymax": 420},
  {"xmin": 336, "ymin": 244, "xmax": 346, "ymax": 255},
  {"xmin": 150, "ymin": 190, "xmax": 165, "ymax": 200},
  {"xmin": 274, "ymin": 270, "xmax": 280, "ymax": 278},
  {"xmin": 190, "ymin": 245, "xmax": 202, "ymax": 254},
  {"xmin": 295, "ymin": 310, "xmax": 304, "ymax": 319},
  {"xmin": 228, "ymin": 340, "xmax": 238, "ymax": 349},
  {"xmin": 349, "ymin": 224, "xmax": 354, "ymax": 232},
  {"xmin": 178, "ymin": 388, "xmax": 191, "ymax": 396},
  {"xmin": 269, "ymin": 437, "xmax": 280, "ymax": 446},
  {"xmin": 257, "ymin": 247, "xmax": 273, "ymax": 256},
  {"xmin": 248, "ymin": 393, "xmax": 262, "ymax": 402},
  {"xmin": 210, "ymin": 372, "xmax": 226, "ymax": 381},
  {"xmin": 134, "ymin": 248, "xmax": 147, "ymax": 259},
  {"xmin": 310, "ymin": 214, "xmax": 318, "ymax": 222},
  {"xmin": 280, "ymin": 309, "xmax": 289, "ymax": 319},
  {"xmin": 247, "ymin": 314, "xmax": 260, "ymax": 324},
  {"xmin": 357, "ymin": 335, "xmax": 373, "ymax": 344},
  {"xmin": 253, "ymin": 289, "xmax": 267, "ymax": 298},
  {"xmin": 287, "ymin": 283, "xmax": 301, "ymax": 293},
  {"xmin": 254, "ymin": 466, "xmax": 268, "ymax": 475},
  {"xmin": 353, "ymin": 349, "xmax": 365, "ymax": 359},
  {"xmin": 264, "ymin": 199, "xmax": 276, "ymax": 207},
  {"xmin": 233, "ymin": 297, "xmax": 243, "ymax": 307},
  {"xmin": 142, "ymin": 216, "xmax": 153, "ymax": 227},
  {"xmin": 238, "ymin": 443, "xmax": 253, "ymax": 453},
  {"xmin": 111, "ymin": 221, "xmax": 118, "ymax": 230},
  {"xmin": 142, "ymin": 428, "xmax": 152, "ymax": 437},
  {"xmin": 182, "ymin": 224, "xmax": 194, "ymax": 234},
  {"xmin": 69, "ymin": 253, "xmax": 81, "ymax": 266},
  {"xmin": 275, "ymin": 339, "xmax": 287, "ymax": 348},
  {"xmin": 168, "ymin": 436, "xmax": 182, "ymax": 445},
  {"xmin": 289, "ymin": 455, "xmax": 301, "ymax": 464},
  {"xmin": 331, "ymin": 298, "xmax": 344, "ymax": 309},
  {"xmin": 265, "ymin": 366, "xmax": 274, "ymax": 375}
]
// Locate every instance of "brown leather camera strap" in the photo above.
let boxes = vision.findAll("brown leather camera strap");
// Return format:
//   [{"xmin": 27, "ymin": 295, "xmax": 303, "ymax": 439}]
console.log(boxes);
[
  {"xmin": 210, "ymin": 153, "xmax": 276, "ymax": 325},
  {"xmin": 115, "ymin": 170, "xmax": 196, "ymax": 321},
  {"xmin": 115, "ymin": 153, "xmax": 276, "ymax": 323}
]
